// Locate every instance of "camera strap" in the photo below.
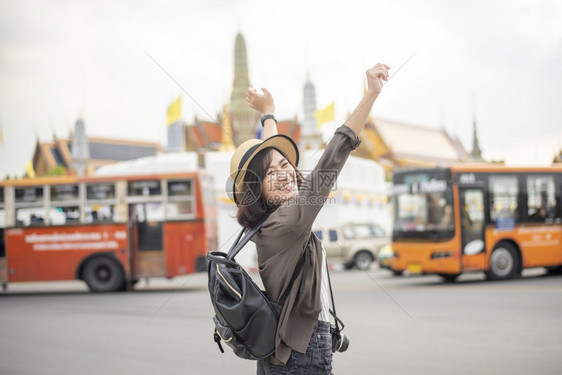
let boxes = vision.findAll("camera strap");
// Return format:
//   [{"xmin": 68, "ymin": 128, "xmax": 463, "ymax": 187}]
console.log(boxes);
[{"xmin": 326, "ymin": 257, "xmax": 345, "ymax": 332}]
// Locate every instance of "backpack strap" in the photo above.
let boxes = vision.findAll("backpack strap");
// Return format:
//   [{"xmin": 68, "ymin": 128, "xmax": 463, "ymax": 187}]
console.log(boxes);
[
  {"xmin": 226, "ymin": 214, "xmax": 270, "ymax": 261},
  {"xmin": 225, "ymin": 213, "xmax": 309, "ymax": 306}
]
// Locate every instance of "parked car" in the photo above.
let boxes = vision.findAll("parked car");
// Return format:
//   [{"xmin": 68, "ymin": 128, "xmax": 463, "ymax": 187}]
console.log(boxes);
[{"xmin": 313, "ymin": 222, "xmax": 390, "ymax": 270}]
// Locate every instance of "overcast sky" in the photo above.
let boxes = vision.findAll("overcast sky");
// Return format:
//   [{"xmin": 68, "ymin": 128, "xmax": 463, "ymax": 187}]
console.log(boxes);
[{"xmin": 1, "ymin": 0, "xmax": 561, "ymax": 178}]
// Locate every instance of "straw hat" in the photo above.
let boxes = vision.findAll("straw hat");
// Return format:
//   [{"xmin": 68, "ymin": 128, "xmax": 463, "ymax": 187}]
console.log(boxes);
[{"xmin": 229, "ymin": 135, "xmax": 299, "ymax": 204}]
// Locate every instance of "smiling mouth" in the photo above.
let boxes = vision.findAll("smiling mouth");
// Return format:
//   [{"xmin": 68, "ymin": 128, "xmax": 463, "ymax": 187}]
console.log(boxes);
[{"xmin": 279, "ymin": 181, "xmax": 294, "ymax": 192}]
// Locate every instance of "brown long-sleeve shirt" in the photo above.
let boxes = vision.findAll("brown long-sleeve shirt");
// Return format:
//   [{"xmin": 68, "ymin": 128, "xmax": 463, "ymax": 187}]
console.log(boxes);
[{"xmin": 253, "ymin": 124, "xmax": 361, "ymax": 365}]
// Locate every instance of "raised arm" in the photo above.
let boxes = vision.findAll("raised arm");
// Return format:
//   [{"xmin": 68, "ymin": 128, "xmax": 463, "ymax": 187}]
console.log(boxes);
[
  {"xmin": 344, "ymin": 63, "xmax": 390, "ymax": 136},
  {"xmin": 246, "ymin": 86, "xmax": 277, "ymax": 139}
]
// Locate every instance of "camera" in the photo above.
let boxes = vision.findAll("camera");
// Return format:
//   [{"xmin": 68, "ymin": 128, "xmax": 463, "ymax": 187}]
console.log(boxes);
[{"xmin": 330, "ymin": 325, "xmax": 349, "ymax": 353}]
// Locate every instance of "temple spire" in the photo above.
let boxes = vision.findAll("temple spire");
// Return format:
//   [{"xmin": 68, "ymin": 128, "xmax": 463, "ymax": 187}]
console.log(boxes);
[
  {"xmin": 300, "ymin": 73, "xmax": 323, "ymax": 150},
  {"xmin": 230, "ymin": 33, "xmax": 255, "ymax": 144},
  {"xmin": 470, "ymin": 113, "xmax": 483, "ymax": 161},
  {"xmin": 71, "ymin": 118, "xmax": 90, "ymax": 176}
]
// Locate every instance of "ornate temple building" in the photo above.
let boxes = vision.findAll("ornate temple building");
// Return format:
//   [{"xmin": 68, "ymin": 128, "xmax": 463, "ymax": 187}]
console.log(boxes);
[
  {"xmin": 184, "ymin": 33, "xmax": 471, "ymax": 177},
  {"xmin": 26, "ymin": 32, "xmax": 476, "ymax": 179},
  {"xmin": 353, "ymin": 117, "xmax": 471, "ymax": 179},
  {"xmin": 30, "ymin": 119, "xmax": 162, "ymax": 176},
  {"xmin": 182, "ymin": 33, "xmax": 302, "ymax": 157}
]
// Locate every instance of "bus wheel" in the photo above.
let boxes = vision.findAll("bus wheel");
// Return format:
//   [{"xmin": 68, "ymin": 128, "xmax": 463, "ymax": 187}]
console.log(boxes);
[
  {"xmin": 353, "ymin": 251, "xmax": 374, "ymax": 271},
  {"xmin": 83, "ymin": 257, "xmax": 125, "ymax": 292},
  {"xmin": 488, "ymin": 243, "xmax": 517, "ymax": 280},
  {"xmin": 438, "ymin": 273, "xmax": 460, "ymax": 283}
]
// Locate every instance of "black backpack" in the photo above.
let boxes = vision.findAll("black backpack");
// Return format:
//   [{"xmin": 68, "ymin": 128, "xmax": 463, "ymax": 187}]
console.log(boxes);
[{"xmin": 207, "ymin": 217, "xmax": 309, "ymax": 360}]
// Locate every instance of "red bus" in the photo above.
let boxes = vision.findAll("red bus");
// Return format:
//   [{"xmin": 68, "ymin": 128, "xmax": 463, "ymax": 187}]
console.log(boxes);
[
  {"xmin": 0, "ymin": 171, "xmax": 217, "ymax": 292},
  {"xmin": 390, "ymin": 165, "xmax": 562, "ymax": 281}
]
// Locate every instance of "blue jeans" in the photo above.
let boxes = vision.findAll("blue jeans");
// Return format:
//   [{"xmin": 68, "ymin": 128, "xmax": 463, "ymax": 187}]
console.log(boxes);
[{"xmin": 257, "ymin": 321, "xmax": 333, "ymax": 375}]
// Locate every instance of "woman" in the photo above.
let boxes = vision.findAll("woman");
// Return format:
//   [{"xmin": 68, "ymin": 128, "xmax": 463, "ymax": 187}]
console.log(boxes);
[{"xmin": 230, "ymin": 63, "xmax": 390, "ymax": 374}]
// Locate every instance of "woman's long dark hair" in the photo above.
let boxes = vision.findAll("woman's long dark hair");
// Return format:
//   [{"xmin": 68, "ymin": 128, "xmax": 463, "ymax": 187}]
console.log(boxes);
[{"xmin": 236, "ymin": 147, "xmax": 303, "ymax": 228}]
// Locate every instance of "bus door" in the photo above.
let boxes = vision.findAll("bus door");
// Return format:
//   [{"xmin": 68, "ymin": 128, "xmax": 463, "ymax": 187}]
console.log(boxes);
[
  {"xmin": 459, "ymin": 187, "xmax": 486, "ymax": 271},
  {"xmin": 128, "ymin": 202, "xmax": 165, "ymax": 277}
]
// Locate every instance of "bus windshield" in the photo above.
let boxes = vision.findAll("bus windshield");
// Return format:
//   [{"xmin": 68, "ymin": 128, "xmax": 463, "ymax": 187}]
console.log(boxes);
[{"xmin": 393, "ymin": 171, "xmax": 454, "ymax": 241}]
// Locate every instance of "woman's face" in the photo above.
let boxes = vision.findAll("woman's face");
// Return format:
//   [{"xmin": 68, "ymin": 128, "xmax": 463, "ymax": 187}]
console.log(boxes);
[{"xmin": 262, "ymin": 149, "xmax": 299, "ymax": 205}]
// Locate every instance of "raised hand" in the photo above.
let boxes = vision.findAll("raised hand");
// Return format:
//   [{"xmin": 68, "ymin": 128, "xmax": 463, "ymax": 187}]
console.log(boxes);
[
  {"xmin": 365, "ymin": 63, "xmax": 391, "ymax": 97},
  {"xmin": 246, "ymin": 86, "xmax": 275, "ymax": 115},
  {"xmin": 344, "ymin": 62, "xmax": 390, "ymax": 136}
]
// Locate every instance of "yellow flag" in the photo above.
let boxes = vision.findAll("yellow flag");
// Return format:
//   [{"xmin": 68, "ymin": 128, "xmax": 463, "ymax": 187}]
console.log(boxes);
[
  {"xmin": 315, "ymin": 102, "xmax": 335, "ymax": 129},
  {"xmin": 25, "ymin": 161, "xmax": 36, "ymax": 178},
  {"xmin": 167, "ymin": 96, "xmax": 182, "ymax": 127},
  {"xmin": 0, "ymin": 125, "xmax": 4, "ymax": 145}
]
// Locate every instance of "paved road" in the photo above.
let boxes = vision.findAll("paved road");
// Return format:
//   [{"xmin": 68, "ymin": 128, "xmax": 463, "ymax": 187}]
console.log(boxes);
[{"xmin": 1, "ymin": 268, "xmax": 561, "ymax": 375}]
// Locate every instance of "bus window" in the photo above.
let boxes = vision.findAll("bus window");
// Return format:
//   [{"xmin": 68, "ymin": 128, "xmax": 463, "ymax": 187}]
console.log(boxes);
[
  {"xmin": 168, "ymin": 180, "xmax": 192, "ymax": 196},
  {"xmin": 15, "ymin": 187, "xmax": 45, "ymax": 226},
  {"xmin": 87, "ymin": 183, "xmax": 116, "ymax": 200},
  {"xmin": 16, "ymin": 209, "xmax": 45, "ymax": 226},
  {"xmin": 50, "ymin": 184, "xmax": 80, "ymax": 225},
  {"xmin": 526, "ymin": 175, "xmax": 556, "ymax": 221},
  {"xmin": 166, "ymin": 180, "xmax": 194, "ymax": 219},
  {"xmin": 49, "ymin": 207, "xmax": 80, "ymax": 225},
  {"xmin": 86, "ymin": 183, "xmax": 117, "ymax": 223},
  {"xmin": 489, "ymin": 176, "xmax": 519, "ymax": 221},
  {"xmin": 166, "ymin": 201, "xmax": 193, "ymax": 218},
  {"xmin": 15, "ymin": 187, "xmax": 43, "ymax": 204},
  {"xmin": 51, "ymin": 184, "xmax": 79, "ymax": 201},
  {"xmin": 395, "ymin": 193, "xmax": 453, "ymax": 232},
  {"xmin": 86, "ymin": 205, "xmax": 116, "ymax": 223},
  {"xmin": 128, "ymin": 180, "xmax": 161, "ymax": 197}
]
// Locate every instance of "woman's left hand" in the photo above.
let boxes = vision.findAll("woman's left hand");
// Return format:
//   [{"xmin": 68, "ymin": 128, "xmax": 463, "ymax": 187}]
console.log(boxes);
[{"xmin": 246, "ymin": 86, "xmax": 275, "ymax": 115}]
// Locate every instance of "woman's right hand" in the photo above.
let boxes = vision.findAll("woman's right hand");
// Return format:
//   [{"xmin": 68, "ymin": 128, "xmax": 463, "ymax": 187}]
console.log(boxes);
[
  {"xmin": 344, "ymin": 62, "xmax": 390, "ymax": 136},
  {"xmin": 246, "ymin": 86, "xmax": 275, "ymax": 115},
  {"xmin": 365, "ymin": 63, "xmax": 391, "ymax": 97}
]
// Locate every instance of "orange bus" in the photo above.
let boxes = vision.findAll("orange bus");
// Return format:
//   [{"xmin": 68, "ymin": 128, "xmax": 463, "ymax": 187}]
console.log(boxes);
[
  {"xmin": 390, "ymin": 165, "xmax": 562, "ymax": 281},
  {"xmin": 0, "ymin": 171, "xmax": 217, "ymax": 292}
]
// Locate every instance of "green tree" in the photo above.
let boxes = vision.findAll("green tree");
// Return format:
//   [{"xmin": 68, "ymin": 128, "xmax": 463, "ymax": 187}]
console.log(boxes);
[{"xmin": 46, "ymin": 165, "xmax": 67, "ymax": 176}]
